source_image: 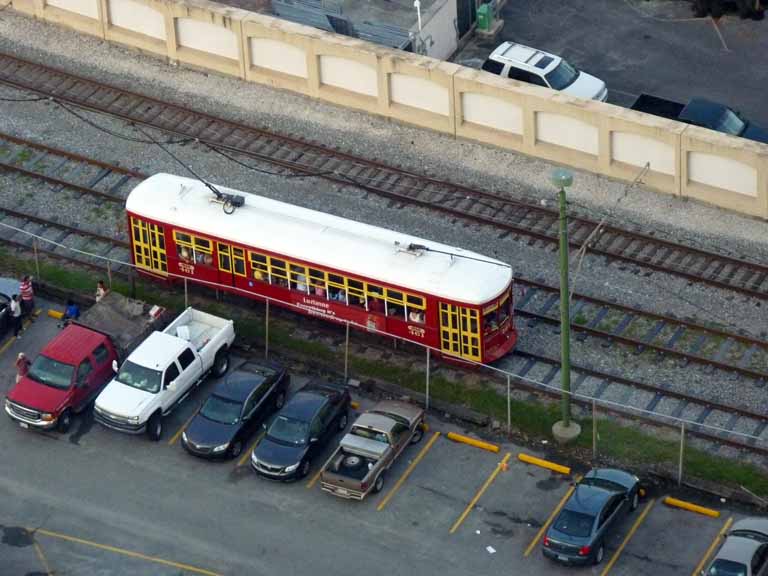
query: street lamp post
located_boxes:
[550,168,581,444]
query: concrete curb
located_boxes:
[663,496,720,518]
[446,432,500,453]
[518,453,571,475]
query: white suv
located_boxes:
[482,42,608,102]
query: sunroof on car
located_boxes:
[535,56,554,69]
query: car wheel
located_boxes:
[594,543,604,565]
[147,412,162,441]
[299,459,311,478]
[410,427,424,444]
[630,491,639,511]
[212,349,230,377]
[57,410,72,433]
[229,440,243,459]
[337,412,348,431]
[373,473,385,494]
[274,391,286,410]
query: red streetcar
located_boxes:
[125,174,517,364]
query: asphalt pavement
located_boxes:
[0,291,755,575]
[455,0,768,129]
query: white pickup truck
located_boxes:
[94,307,235,441]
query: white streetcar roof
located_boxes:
[126,174,512,305]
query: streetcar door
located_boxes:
[439,303,481,362]
[216,242,247,288]
[130,217,167,277]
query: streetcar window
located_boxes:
[270,258,288,279]
[249,252,269,282]
[232,247,246,277]
[290,264,308,292]
[218,243,232,272]
[367,284,384,298]
[175,232,192,245]
[386,289,404,304]
[406,294,425,309]
[498,292,510,324]
[484,308,499,333]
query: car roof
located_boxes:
[681,99,733,127]
[128,331,189,369]
[491,41,560,74]
[280,381,342,421]
[213,372,267,402]
[715,534,762,565]
[42,324,110,365]
[564,484,614,515]
[582,468,637,491]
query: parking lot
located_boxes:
[0,291,757,575]
[455,0,768,129]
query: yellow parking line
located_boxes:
[305,463,324,489]
[0,334,15,356]
[691,516,733,576]
[238,431,265,468]
[377,431,441,512]
[33,539,53,575]
[34,527,222,576]
[449,452,511,534]
[167,410,198,446]
[524,474,582,557]
[599,499,656,576]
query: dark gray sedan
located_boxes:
[542,468,640,566]
[702,517,768,576]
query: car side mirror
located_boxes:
[111,360,118,373]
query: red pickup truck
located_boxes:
[4,293,164,433]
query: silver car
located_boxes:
[703,518,768,576]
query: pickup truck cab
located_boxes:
[5,325,118,432]
[320,401,424,500]
[631,94,768,144]
[94,307,234,441]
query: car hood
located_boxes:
[743,123,768,144]
[185,414,237,447]
[563,71,607,102]
[96,380,155,417]
[254,437,307,467]
[7,376,70,412]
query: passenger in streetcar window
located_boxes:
[253,270,265,282]
[204,254,214,266]
[295,273,308,292]
[351,296,365,308]
[484,311,499,333]
[409,310,425,324]
[388,304,404,318]
[369,298,384,313]
[314,285,327,298]
[275,278,289,288]
[330,288,346,302]
[179,247,191,262]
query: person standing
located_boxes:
[95,280,108,303]
[10,294,22,338]
[15,352,31,384]
[19,275,34,318]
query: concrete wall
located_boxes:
[10,0,768,219]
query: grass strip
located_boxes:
[6,249,768,497]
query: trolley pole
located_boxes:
[551,169,581,445]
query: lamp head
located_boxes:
[550,168,573,190]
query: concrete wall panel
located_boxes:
[389,73,449,116]
[47,0,98,19]
[319,55,378,97]
[611,131,675,175]
[108,0,165,40]
[688,152,757,197]
[461,92,523,135]
[535,110,598,156]
[249,38,307,78]
[176,17,237,59]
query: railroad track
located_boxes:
[496,349,768,456]
[3,132,768,386]
[1,53,767,299]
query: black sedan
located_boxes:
[542,468,641,566]
[251,379,350,480]
[181,361,289,459]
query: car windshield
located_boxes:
[115,360,162,393]
[27,355,75,390]
[545,60,580,90]
[708,559,747,576]
[267,415,309,446]
[580,477,626,492]
[714,108,746,136]
[200,395,242,425]
[350,426,390,444]
[553,510,594,538]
